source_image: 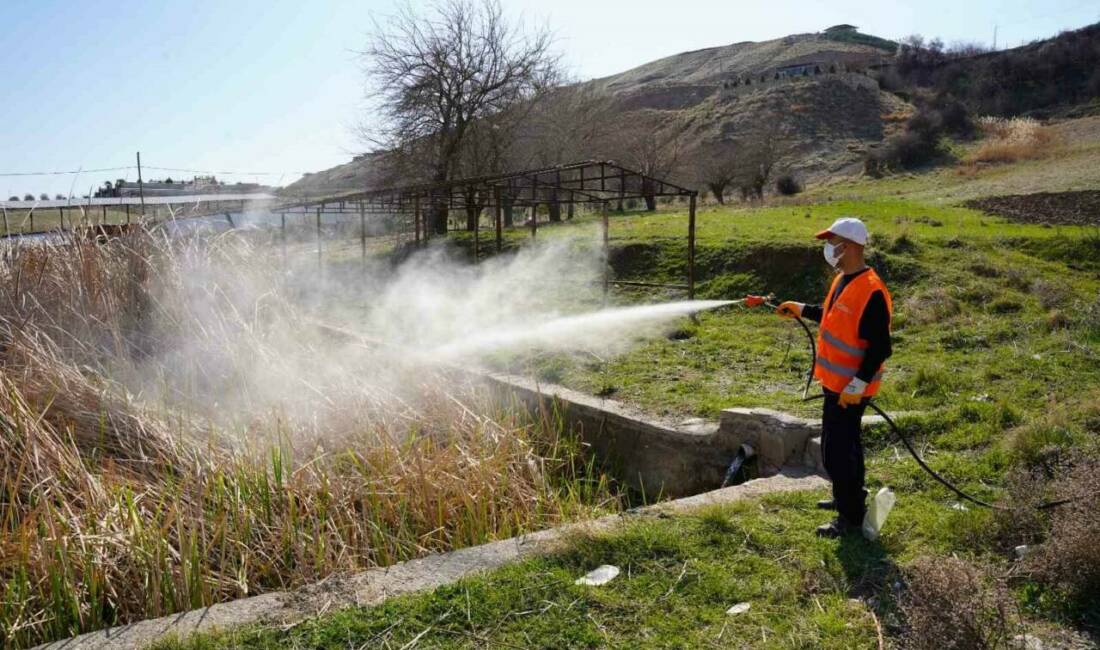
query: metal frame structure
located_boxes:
[275,160,701,297]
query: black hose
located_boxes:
[763,300,816,398]
[783,317,1085,511]
[802,393,997,509]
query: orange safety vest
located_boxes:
[814,268,893,395]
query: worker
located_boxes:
[775,217,893,538]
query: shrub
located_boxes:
[963,117,1059,165]
[865,128,942,176]
[900,555,1020,650]
[990,465,1052,549]
[774,174,802,195]
[1030,279,1069,309]
[1004,413,1076,470]
[903,288,961,325]
[865,93,974,176]
[1027,453,1100,611]
[988,297,1023,314]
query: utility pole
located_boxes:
[136,151,146,217]
[993,24,998,51]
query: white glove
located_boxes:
[838,377,868,407]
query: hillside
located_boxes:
[286,28,902,196]
[590,31,891,102]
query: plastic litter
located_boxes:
[862,487,896,541]
[575,564,620,586]
[726,602,751,615]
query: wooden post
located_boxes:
[688,193,697,299]
[136,152,146,217]
[414,196,421,246]
[1,209,8,237]
[58,207,64,231]
[316,205,322,268]
[125,204,130,225]
[602,201,610,298]
[29,211,34,234]
[473,207,479,262]
[281,212,287,262]
[494,187,502,252]
[531,175,538,238]
[101,204,107,225]
[359,201,366,262]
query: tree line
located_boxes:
[358,0,799,235]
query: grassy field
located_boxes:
[159,134,1100,648]
[0,205,138,234]
[473,195,1100,422]
[12,117,1100,648]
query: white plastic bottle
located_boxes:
[862,487,896,541]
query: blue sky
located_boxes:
[2,0,1097,196]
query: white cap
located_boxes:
[815,217,868,246]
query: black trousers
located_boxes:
[821,389,868,525]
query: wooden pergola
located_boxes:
[277,160,701,297]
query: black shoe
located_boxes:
[816,518,856,539]
[816,499,836,510]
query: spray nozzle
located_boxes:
[744,294,775,308]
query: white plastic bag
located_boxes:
[575,564,620,586]
[862,487,896,541]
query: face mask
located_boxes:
[823,242,844,268]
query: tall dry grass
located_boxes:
[962,116,1060,165]
[0,231,621,648]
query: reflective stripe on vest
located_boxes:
[813,268,893,395]
[820,330,866,358]
[816,356,884,382]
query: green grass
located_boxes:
[472,197,1100,420]
[0,205,138,234]
[156,492,891,650]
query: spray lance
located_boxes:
[728,294,1085,512]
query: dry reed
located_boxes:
[962,116,1059,165]
[0,230,621,648]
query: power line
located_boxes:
[0,164,315,178]
[143,166,309,176]
[0,166,132,177]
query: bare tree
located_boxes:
[612,119,683,211]
[734,117,787,201]
[360,0,559,235]
[695,144,739,205]
[511,84,617,220]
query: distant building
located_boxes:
[775,62,820,78]
[110,176,272,198]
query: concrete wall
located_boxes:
[478,371,823,498]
